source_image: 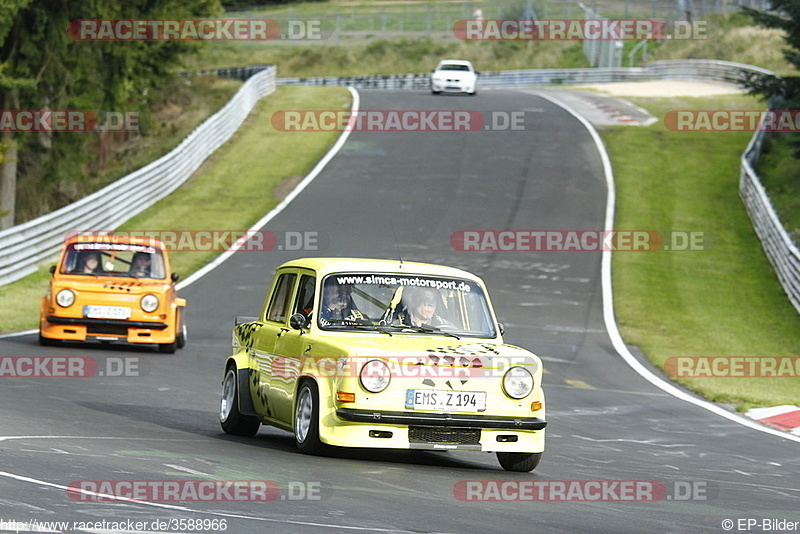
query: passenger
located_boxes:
[73,251,102,274]
[320,281,366,325]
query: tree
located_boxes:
[741,0,800,154]
[0,0,222,229]
[0,0,34,229]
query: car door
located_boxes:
[251,271,297,420]
[270,271,316,424]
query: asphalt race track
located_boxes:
[1,89,798,534]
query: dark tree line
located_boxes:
[742,0,800,154]
[0,0,222,229]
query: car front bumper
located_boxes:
[41,315,174,344]
[320,408,546,452]
[431,81,474,93]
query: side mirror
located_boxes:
[49,265,56,275]
[497,323,505,336]
[289,313,309,330]
[171,272,180,282]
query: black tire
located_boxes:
[219,367,260,436]
[38,331,58,346]
[176,319,187,349]
[294,381,325,455]
[158,339,177,353]
[496,452,542,472]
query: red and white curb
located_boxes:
[745,406,800,436]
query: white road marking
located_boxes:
[176,87,361,291]
[534,90,800,445]
[0,469,428,533]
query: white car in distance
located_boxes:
[431,59,478,95]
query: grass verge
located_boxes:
[602,94,800,411]
[0,86,350,334]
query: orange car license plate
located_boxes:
[83,305,131,320]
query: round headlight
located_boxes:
[360,359,391,393]
[140,294,159,313]
[56,289,75,308]
[503,366,534,399]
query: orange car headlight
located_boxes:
[140,294,159,313]
[56,289,75,307]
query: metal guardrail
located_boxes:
[3,59,798,314]
[278,59,775,89]
[740,125,800,314]
[0,66,277,286]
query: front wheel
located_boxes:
[176,319,187,349]
[38,331,58,346]
[158,339,177,353]
[219,367,260,436]
[496,452,542,472]
[294,381,325,455]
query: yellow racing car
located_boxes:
[219,258,545,471]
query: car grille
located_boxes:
[408,426,481,445]
[88,324,128,336]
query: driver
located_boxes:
[397,287,445,327]
[128,252,152,277]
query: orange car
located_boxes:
[39,234,187,353]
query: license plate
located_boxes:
[83,305,131,320]
[405,389,486,412]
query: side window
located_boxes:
[293,275,316,319]
[266,273,296,323]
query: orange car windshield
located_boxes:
[60,242,167,279]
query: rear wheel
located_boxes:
[219,367,260,436]
[294,381,325,455]
[496,452,542,472]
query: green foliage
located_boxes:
[0,0,224,225]
[741,0,800,155]
[221,0,324,7]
